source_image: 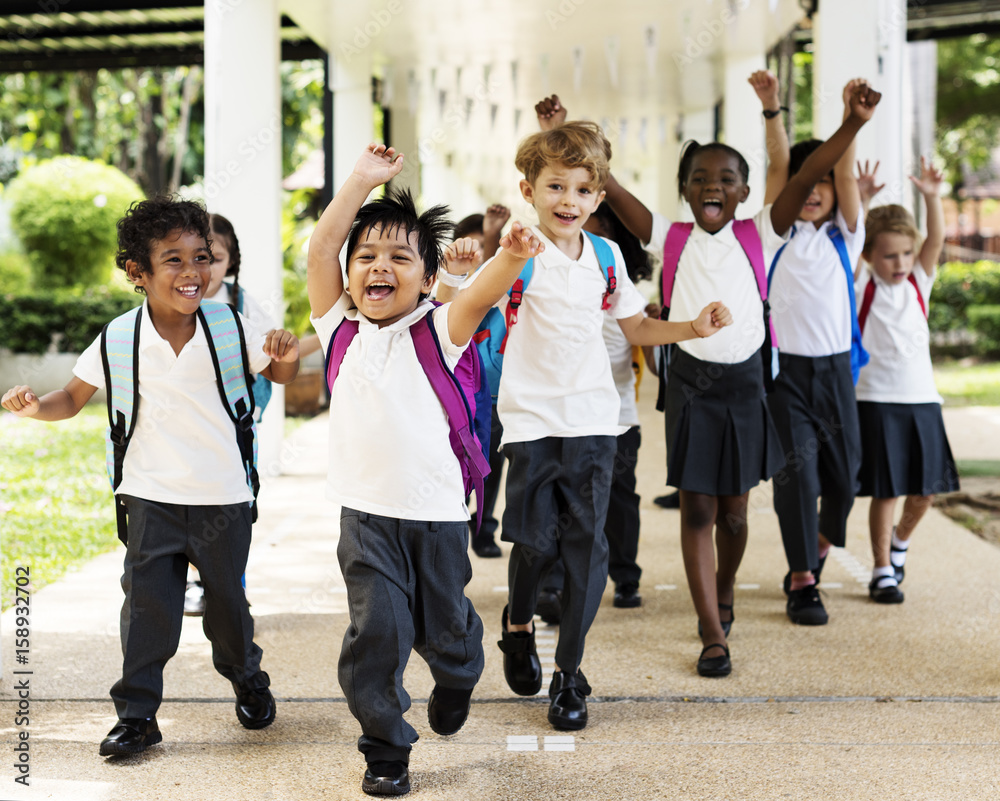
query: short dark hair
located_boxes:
[789,138,829,179]
[588,203,652,283]
[453,213,484,240]
[346,187,451,285]
[677,140,750,197]
[116,196,212,294]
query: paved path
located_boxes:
[1,392,998,800]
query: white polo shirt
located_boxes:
[602,313,640,428]
[312,295,470,521]
[645,206,787,364]
[486,228,647,446]
[73,299,271,505]
[768,206,865,357]
[855,266,942,404]
[209,282,279,335]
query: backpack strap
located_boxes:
[326,317,360,390]
[198,301,259,521]
[411,314,492,533]
[661,222,694,311]
[857,272,927,336]
[733,219,778,392]
[828,226,870,383]
[500,259,534,355]
[101,305,143,544]
[583,231,618,309]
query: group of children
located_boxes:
[0,67,961,798]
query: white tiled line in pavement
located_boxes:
[534,625,557,696]
[830,546,873,584]
[506,735,538,751]
[505,735,576,753]
[544,736,576,752]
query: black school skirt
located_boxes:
[856,401,960,498]
[664,348,785,496]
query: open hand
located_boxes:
[1,385,40,417]
[264,329,300,363]
[353,143,404,188]
[692,301,732,338]
[856,159,885,205]
[483,204,511,240]
[909,154,944,197]
[442,237,484,275]
[535,95,567,131]
[500,221,545,260]
[748,70,780,110]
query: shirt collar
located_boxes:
[137,299,206,352]
[531,226,596,268]
[349,297,434,332]
[691,218,737,244]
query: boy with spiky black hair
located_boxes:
[307,143,544,797]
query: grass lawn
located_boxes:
[935,361,1000,406]
[0,406,117,610]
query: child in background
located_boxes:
[183,212,282,617]
[448,204,512,559]
[856,156,958,603]
[307,142,543,797]
[493,120,731,730]
[572,78,880,675]
[2,196,300,756]
[766,80,878,626]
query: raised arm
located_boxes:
[854,159,885,280]
[770,82,881,237]
[447,221,544,347]
[911,155,945,276]
[481,204,510,260]
[617,301,733,346]
[435,237,483,304]
[748,70,790,205]
[1,377,96,421]
[833,80,868,233]
[307,143,404,318]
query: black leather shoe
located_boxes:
[653,491,680,508]
[535,589,562,625]
[869,576,904,604]
[99,717,162,756]
[783,552,828,596]
[472,536,502,558]
[497,606,542,696]
[547,670,591,730]
[427,685,473,735]
[613,583,642,608]
[362,761,410,796]
[697,643,732,677]
[233,682,276,729]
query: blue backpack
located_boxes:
[100,300,259,544]
[325,302,493,532]
[472,231,618,399]
[232,283,273,416]
[767,225,869,383]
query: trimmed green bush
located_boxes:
[6,156,143,289]
[929,260,1000,333]
[968,304,1000,357]
[0,287,140,355]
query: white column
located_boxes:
[723,52,767,216]
[813,0,907,210]
[204,0,285,480]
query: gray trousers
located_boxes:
[337,509,485,765]
[112,497,266,719]
[502,436,616,674]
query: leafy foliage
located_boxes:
[929,260,1000,332]
[6,156,143,288]
[968,305,1000,356]
[0,286,140,355]
[0,407,118,611]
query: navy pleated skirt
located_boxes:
[857,401,960,498]
[664,348,785,496]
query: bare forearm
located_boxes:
[622,315,700,346]
[764,114,790,205]
[604,173,653,245]
[30,389,85,421]
[262,359,300,385]
[921,192,945,270]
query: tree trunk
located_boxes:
[170,66,202,193]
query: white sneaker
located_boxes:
[183,581,205,616]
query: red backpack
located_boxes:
[857,273,927,334]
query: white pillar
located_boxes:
[813,0,907,209]
[723,52,767,216]
[204,0,285,481]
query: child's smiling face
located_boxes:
[682,150,749,233]
[798,174,836,226]
[520,162,605,244]
[345,224,434,327]
[866,231,916,285]
[128,228,212,319]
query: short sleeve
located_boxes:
[854,264,872,298]
[604,239,647,320]
[311,292,353,357]
[430,302,469,369]
[753,204,790,264]
[912,263,936,299]
[643,211,671,259]
[240,289,280,334]
[238,311,272,374]
[72,333,106,390]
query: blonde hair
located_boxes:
[514,121,612,190]
[864,204,921,256]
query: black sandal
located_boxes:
[697,643,731,677]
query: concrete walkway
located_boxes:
[2,391,999,800]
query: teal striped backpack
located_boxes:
[100,300,259,543]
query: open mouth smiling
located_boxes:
[365,281,395,301]
[176,284,201,299]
